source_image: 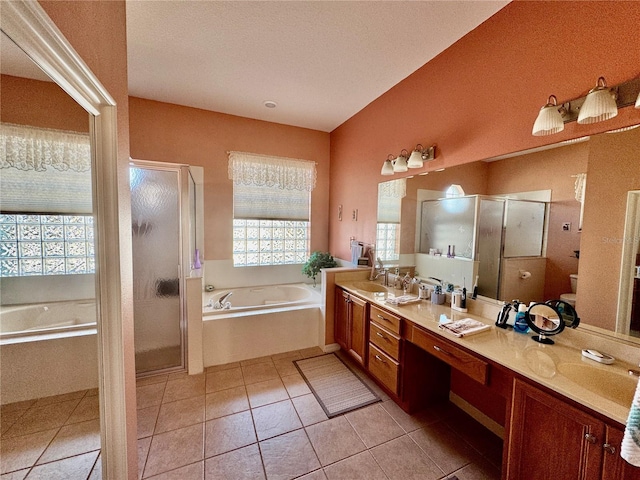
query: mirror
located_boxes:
[1,1,127,476]
[526,300,579,345]
[526,303,563,344]
[377,124,640,342]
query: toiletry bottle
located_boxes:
[461,287,466,309]
[513,303,529,334]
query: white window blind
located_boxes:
[228,151,316,221]
[0,123,92,214]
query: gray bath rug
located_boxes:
[293,353,380,418]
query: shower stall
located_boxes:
[130,160,198,376]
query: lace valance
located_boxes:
[574,173,587,203]
[379,178,406,199]
[228,151,316,192]
[0,123,91,172]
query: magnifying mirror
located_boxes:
[526,303,563,344]
[526,300,580,344]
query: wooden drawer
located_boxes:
[368,343,399,395]
[370,305,401,335]
[369,322,400,360]
[410,326,488,385]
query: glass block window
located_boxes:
[0,214,95,277]
[376,223,400,262]
[232,219,310,267]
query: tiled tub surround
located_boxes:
[335,273,640,426]
[0,347,501,479]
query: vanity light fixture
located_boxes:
[577,77,618,124]
[407,144,436,168]
[380,144,437,175]
[531,75,640,136]
[393,149,409,173]
[532,95,565,136]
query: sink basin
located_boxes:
[557,362,637,407]
[351,282,388,293]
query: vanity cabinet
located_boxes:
[507,379,640,480]
[368,305,402,395]
[334,287,368,366]
[602,425,640,480]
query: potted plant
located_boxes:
[302,251,338,287]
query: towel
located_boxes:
[350,241,363,265]
[622,376,640,466]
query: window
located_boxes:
[376,223,400,262]
[228,151,315,267]
[0,123,94,277]
[0,214,94,276]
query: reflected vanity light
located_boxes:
[532,75,640,136]
[380,144,436,175]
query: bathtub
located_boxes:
[0,300,99,404]
[0,300,97,345]
[202,283,322,365]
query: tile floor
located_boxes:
[0,346,503,479]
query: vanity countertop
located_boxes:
[336,277,639,426]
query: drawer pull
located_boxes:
[603,443,616,454]
[376,332,387,339]
[375,355,386,363]
[585,433,598,444]
[376,314,389,322]
[433,345,452,356]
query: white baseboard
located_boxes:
[324,343,340,353]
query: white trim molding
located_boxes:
[1,1,131,478]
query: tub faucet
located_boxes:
[213,292,233,310]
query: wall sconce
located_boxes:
[393,149,409,173]
[380,144,437,175]
[532,95,565,136]
[407,144,436,168]
[577,77,617,124]
[532,75,640,136]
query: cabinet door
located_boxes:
[602,425,640,480]
[506,379,604,480]
[348,295,367,366]
[334,287,349,351]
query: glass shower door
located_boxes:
[130,164,185,375]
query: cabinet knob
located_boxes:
[584,433,598,444]
[603,443,616,455]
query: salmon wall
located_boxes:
[1,75,88,131]
[329,1,640,261]
[38,1,136,478]
[128,97,331,260]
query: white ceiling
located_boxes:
[126,1,509,132]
